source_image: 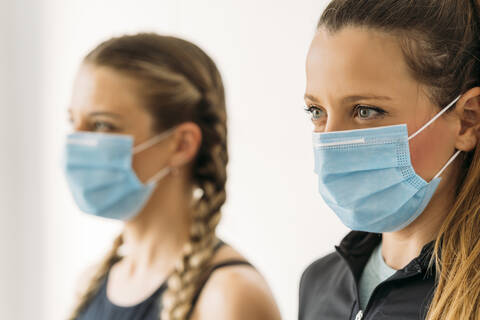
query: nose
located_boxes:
[322,115,346,133]
[71,119,89,132]
[311,104,353,133]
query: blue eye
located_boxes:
[305,106,325,121]
[354,105,385,119]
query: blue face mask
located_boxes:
[313,96,462,233]
[63,129,174,220]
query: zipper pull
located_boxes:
[355,310,364,320]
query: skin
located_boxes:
[70,64,282,320]
[305,26,480,270]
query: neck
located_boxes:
[381,168,459,270]
[120,174,193,276]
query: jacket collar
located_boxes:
[335,231,436,281]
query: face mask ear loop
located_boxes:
[132,127,176,154]
[146,167,171,185]
[432,150,462,180]
[408,95,461,141]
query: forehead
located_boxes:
[70,64,145,114]
[306,26,418,102]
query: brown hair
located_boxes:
[68,33,228,320]
[318,0,480,319]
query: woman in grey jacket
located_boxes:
[300,1,480,319]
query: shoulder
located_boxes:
[74,263,101,299]
[300,251,343,289]
[299,251,346,305]
[299,251,358,320]
[191,244,282,320]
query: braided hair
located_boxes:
[68,33,228,320]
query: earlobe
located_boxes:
[455,88,480,152]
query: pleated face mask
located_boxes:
[63,129,173,220]
[312,96,462,233]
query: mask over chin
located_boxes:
[63,129,174,220]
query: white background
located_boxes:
[1,1,350,319]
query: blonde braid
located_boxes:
[68,234,124,320]
[81,33,229,320]
[161,94,228,320]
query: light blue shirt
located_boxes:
[358,242,397,310]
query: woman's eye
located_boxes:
[92,121,116,132]
[354,105,385,120]
[305,106,325,121]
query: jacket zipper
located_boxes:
[355,310,364,320]
[335,248,365,320]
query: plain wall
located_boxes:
[1,0,46,319]
[2,1,351,319]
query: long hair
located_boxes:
[318,1,480,319]
[68,33,228,320]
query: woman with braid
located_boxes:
[64,33,281,320]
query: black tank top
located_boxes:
[76,240,253,320]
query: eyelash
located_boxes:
[304,106,325,120]
[91,121,117,132]
[68,117,120,133]
[304,105,386,121]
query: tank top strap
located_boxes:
[213,238,225,252]
[186,259,255,319]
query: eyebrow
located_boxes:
[67,110,122,119]
[88,111,122,118]
[304,94,392,104]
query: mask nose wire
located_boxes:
[408,95,461,141]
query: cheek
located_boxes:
[132,150,159,182]
[409,136,439,181]
[132,145,171,183]
[409,122,456,181]
[132,153,152,182]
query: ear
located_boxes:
[454,87,480,152]
[168,122,202,168]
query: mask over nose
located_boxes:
[63,128,174,220]
[313,96,462,233]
